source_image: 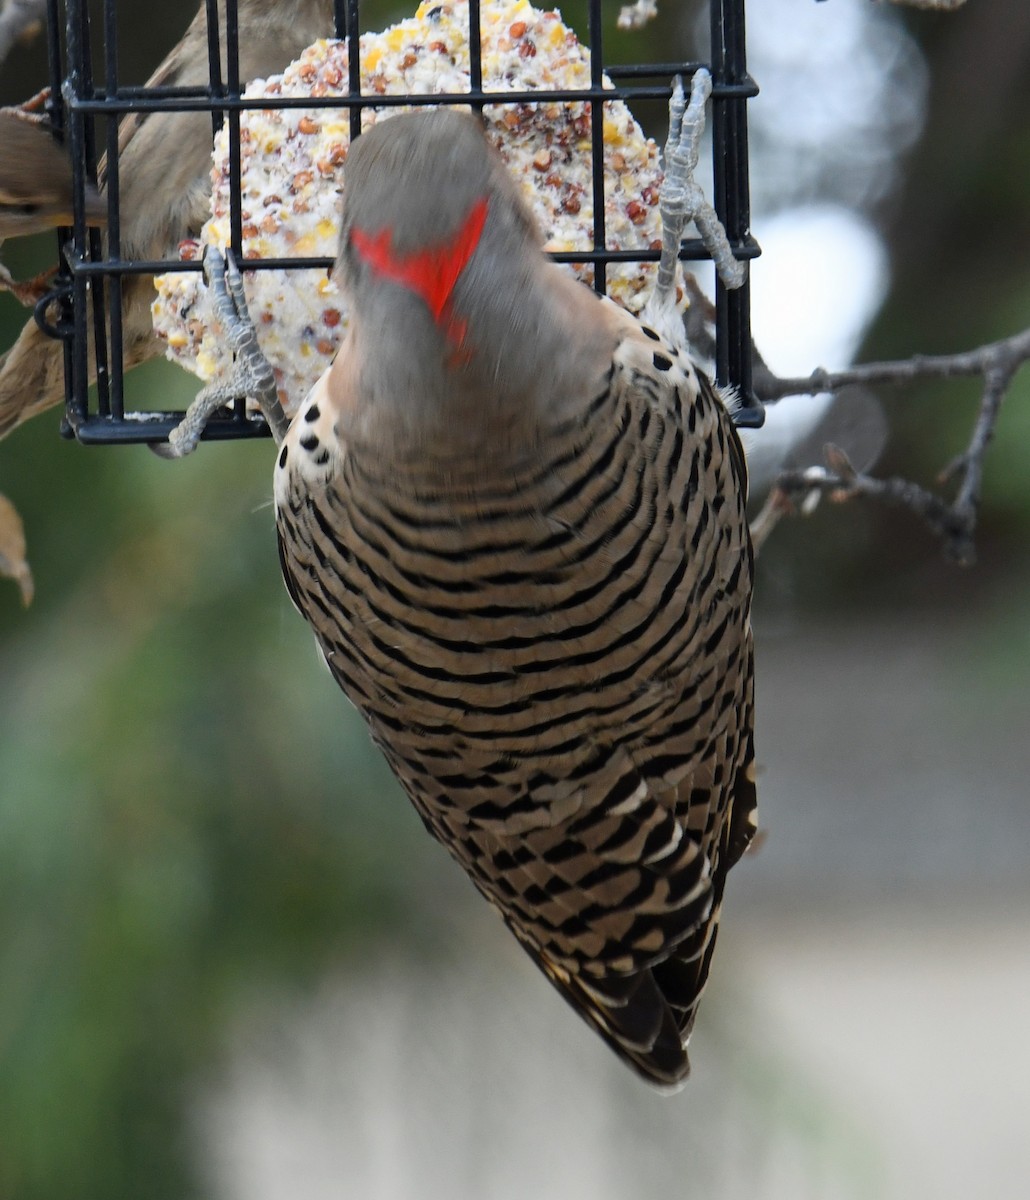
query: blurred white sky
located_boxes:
[746,0,920,366]
[751,205,888,378]
[746,0,927,215]
[737,0,922,482]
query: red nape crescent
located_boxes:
[350,195,490,343]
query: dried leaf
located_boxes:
[0,491,34,605]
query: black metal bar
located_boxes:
[711,0,763,427]
[44,0,75,429]
[607,62,751,84]
[206,0,226,136]
[587,0,606,295]
[44,0,64,134]
[224,0,247,420]
[99,0,120,419]
[74,77,759,103]
[345,0,361,143]
[225,0,243,262]
[72,415,277,445]
[61,0,92,434]
[68,80,754,115]
[65,236,763,280]
[469,0,483,112]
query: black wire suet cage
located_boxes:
[40,0,761,446]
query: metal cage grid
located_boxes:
[40,0,760,446]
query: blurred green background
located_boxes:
[1,2,1029,1199]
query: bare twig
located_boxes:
[775,449,974,561]
[758,325,1030,403]
[0,0,46,66]
[754,326,1030,564]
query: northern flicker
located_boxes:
[274,100,756,1087]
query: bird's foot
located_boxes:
[643,72,762,427]
[153,246,289,459]
[643,70,745,340]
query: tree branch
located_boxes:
[753,326,1030,564]
[757,325,1030,402]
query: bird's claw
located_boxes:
[152,245,289,458]
[648,70,745,323]
[641,71,762,427]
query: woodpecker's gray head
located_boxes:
[337,109,543,362]
[330,109,614,445]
